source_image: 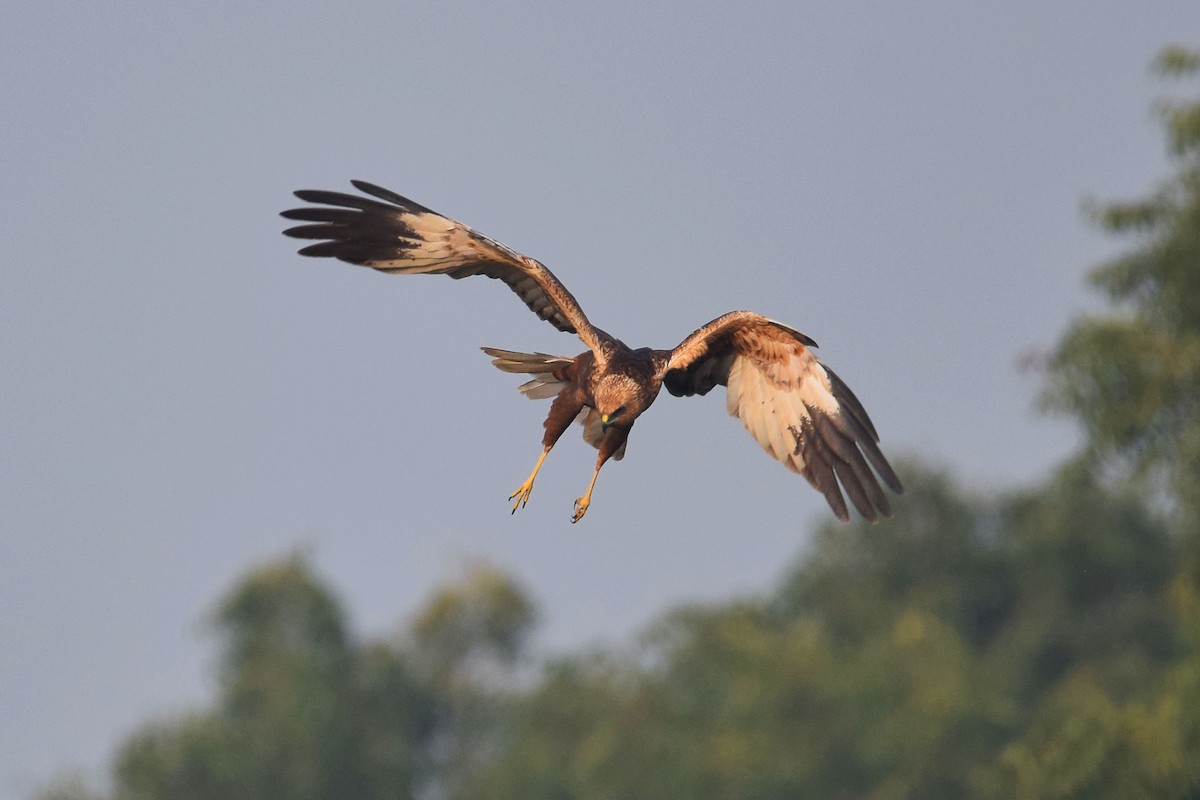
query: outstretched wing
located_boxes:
[661,310,903,522]
[282,181,604,354]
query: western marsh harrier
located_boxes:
[282,181,903,523]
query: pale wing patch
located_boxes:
[727,343,897,521]
[726,347,839,472]
[663,309,902,522]
[364,216,492,272]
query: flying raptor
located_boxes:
[281,181,903,523]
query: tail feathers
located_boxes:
[482,347,575,399]
[482,347,574,373]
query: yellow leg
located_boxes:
[571,465,602,524]
[509,448,549,514]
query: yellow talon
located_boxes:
[571,495,590,523]
[509,479,535,513]
[571,465,601,523]
[510,449,549,515]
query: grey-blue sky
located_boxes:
[1,2,1195,796]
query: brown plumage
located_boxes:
[281,181,903,523]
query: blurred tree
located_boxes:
[113,556,384,800]
[210,555,359,800]
[1009,44,1200,797]
[412,563,536,681]
[1042,46,1200,527]
[100,556,533,800]
[409,564,537,798]
[65,461,1193,800]
[454,460,1188,800]
[32,774,107,800]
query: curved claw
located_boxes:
[571,496,590,524]
[509,449,549,515]
[509,480,535,514]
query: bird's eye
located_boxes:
[612,405,627,418]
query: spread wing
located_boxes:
[281,180,604,354]
[661,310,903,522]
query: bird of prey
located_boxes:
[281,181,903,523]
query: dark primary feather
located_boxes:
[823,366,903,494]
[348,179,439,213]
[281,182,601,347]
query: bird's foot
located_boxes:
[571,495,590,524]
[509,450,549,515]
[509,479,535,514]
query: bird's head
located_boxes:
[599,404,628,431]
[595,376,646,431]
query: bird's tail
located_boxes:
[481,347,575,400]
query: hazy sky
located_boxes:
[2,1,1197,796]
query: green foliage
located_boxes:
[413,563,537,677]
[456,463,1195,800]
[95,558,532,800]
[1043,46,1200,520]
[70,461,1200,799]
[33,775,106,800]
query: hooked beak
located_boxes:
[600,414,611,431]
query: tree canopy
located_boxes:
[1042,45,1200,527]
